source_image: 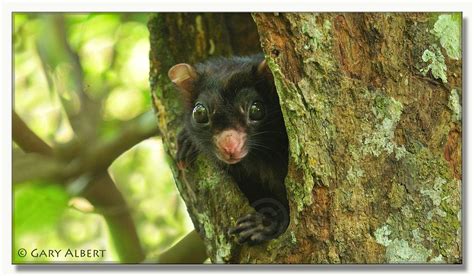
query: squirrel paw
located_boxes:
[228,212,279,245]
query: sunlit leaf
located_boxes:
[103,87,148,121]
[14,181,69,235]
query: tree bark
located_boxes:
[149,12,462,264]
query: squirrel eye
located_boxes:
[249,101,265,121]
[192,103,209,124]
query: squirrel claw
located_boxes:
[228,212,277,245]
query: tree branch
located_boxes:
[12,111,53,156]
[79,110,160,175]
[52,14,87,103]
[13,109,160,185]
[13,149,63,184]
[157,230,208,264]
[36,38,77,130]
[82,172,145,263]
[52,14,103,140]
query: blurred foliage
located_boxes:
[14,182,69,235]
[109,138,193,256]
[13,13,193,263]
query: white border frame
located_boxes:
[2,1,473,275]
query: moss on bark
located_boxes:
[252,12,461,264]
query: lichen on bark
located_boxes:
[253,12,461,264]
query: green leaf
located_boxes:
[14,181,69,235]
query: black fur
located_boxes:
[175,54,289,244]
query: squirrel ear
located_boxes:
[257,59,274,81]
[168,63,198,99]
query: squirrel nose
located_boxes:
[216,129,245,156]
[221,136,239,155]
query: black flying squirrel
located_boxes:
[168,54,289,244]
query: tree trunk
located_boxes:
[149,12,462,264]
